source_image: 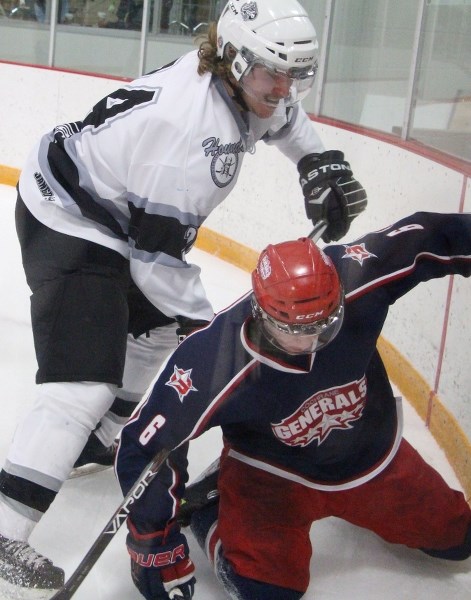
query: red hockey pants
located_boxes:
[215,439,471,593]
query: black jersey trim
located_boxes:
[128,204,196,259]
[46,142,128,240]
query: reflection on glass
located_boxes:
[97,0,145,30]
[53,0,221,33]
[2,0,39,20]
[35,0,69,23]
[4,0,71,23]
[410,0,471,161]
[166,1,221,35]
[296,0,326,116]
[321,0,418,135]
[0,0,222,29]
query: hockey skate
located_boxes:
[69,432,118,479]
[0,533,64,599]
[177,459,220,527]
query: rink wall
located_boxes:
[1,61,470,501]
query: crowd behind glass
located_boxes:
[1,0,222,33]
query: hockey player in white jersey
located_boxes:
[0,0,367,594]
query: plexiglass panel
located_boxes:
[0,0,469,163]
[410,0,471,161]
[320,0,419,134]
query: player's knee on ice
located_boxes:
[190,504,304,599]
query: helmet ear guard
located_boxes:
[231,47,251,81]
[221,43,247,82]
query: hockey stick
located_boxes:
[50,447,171,600]
[308,219,327,243]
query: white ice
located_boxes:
[0,184,469,599]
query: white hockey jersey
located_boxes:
[18,50,324,321]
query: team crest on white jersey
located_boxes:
[271,376,367,447]
[165,365,197,402]
[202,137,244,188]
[342,243,377,265]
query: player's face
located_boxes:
[263,320,320,355]
[240,64,292,118]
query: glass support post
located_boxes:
[314,0,334,116]
[48,0,59,67]
[402,0,427,141]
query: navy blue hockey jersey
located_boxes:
[116,212,471,529]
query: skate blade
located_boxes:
[68,463,112,479]
[0,577,60,600]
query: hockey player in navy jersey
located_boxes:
[0,1,368,593]
[116,212,471,600]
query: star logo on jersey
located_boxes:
[342,243,377,265]
[165,365,198,402]
[271,376,367,447]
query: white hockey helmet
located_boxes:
[217,0,319,107]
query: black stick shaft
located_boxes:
[308,219,327,243]
[51,448,170,600]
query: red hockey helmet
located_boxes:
[251,238,344,353]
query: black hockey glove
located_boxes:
[176,317,210,344]
[298,150,368,243]
[127,520,196,600]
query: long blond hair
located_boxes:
[197,22,231,78]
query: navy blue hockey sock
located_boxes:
[190,502,219,549]
[216,554,304,600]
